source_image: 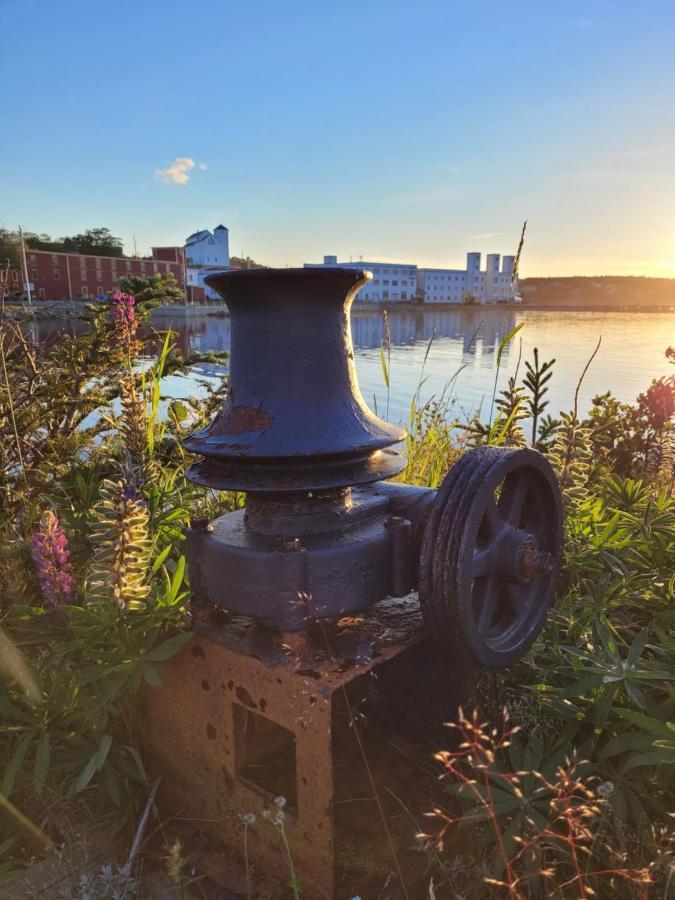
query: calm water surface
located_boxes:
[39,307,674,426]
[152,307,674,425]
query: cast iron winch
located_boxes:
[184,267,563,668]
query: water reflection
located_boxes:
[33,306,674,426]
[153,307,516,358]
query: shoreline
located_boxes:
[2,299,673,322]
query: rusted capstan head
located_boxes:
[184,267,407,492]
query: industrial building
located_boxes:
[304,255,418,302]
[418,252,517,304]
[305,251,518,304]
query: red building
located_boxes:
[2,246,189,302]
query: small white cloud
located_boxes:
[156,157,196,185]
[467,232,496,240]
[198,162,208,171]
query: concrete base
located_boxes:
[145,597,427,899]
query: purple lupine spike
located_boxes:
[31,510,75,609]
[109,290,136,326]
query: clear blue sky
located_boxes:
[2,0,674,275]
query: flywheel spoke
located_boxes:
[505,582,528,617]
[499,475,530,527]
[472,549,491,578]
[484,497,505,537]
[476,578,499,632]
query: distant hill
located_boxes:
[520,276,675,309]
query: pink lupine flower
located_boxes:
[109,290,136,327]
[31,510,75,609]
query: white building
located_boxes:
[304,255,417,302]
[185,225,230,300]
[418,252,517,304]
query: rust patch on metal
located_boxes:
[209,390,274,436]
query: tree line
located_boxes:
[0,227,125,266]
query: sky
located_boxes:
[1,0,675,277]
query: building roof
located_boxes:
[185,229,211,245]
[214,224,228,232]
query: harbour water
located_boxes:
[151,306,674,426]
[36,306,674,427]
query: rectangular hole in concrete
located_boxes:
[233,703,298,814]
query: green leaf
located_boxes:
[165,555,186,604]
[1,733,33,799]
[560,675,603,699]
[624,750,675,771]
[143,630,193,662]
[151,545,172,574]
[142,663,163,687]
[626,629,648,669]
[592,684,617,728]
[74,734,113,794]
[379,346,389,388]
[614,709,672,737]
[496,322,524,368]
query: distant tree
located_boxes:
[462,291,478,305]
[22,232,66,252]
[0,229,20,267]
[229,255,267,269]
[63,228,124,257]
[117,272,184,306]
[23,227,125,257]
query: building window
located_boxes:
[392,280,398,286]
[97,285,103,295]
[38,288,46,299]
[401,291,407,300]
[52,254,59,265]
[30,254,36,263]
[126,261,132,271]
[12,270,18,282]
[31,269,38,281]
[53,269,60,280]
[81,285,89,297]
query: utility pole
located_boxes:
[18,227,32,310]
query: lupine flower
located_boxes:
[89,480,151,612]
[31,510,75,609]
[109,290,136,327]
[108,290,139,355]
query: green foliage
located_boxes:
[522,347,555,447]
[229,255,267,270]
[1,304,673,894]
[547,411,593,506]
[0,297,229,874]
[117,272,183,306]
[0,229,20,267]
[412,345,674,894]
[23,227,124,257]
[584,374,675,483]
